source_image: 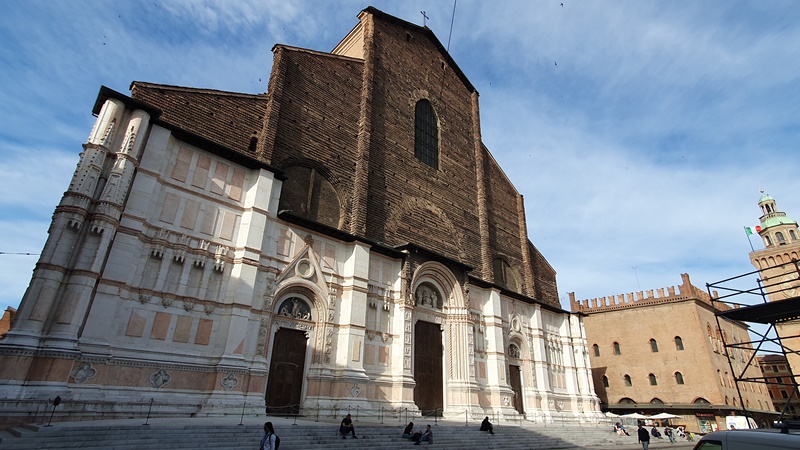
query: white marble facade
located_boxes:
[0,96,600,423]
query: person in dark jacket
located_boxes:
[637,422,650,450]
[340,414,357,439]
[402,422,416,439]
[480,416,495,434]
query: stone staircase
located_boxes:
[0,417,635,449]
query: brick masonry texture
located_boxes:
[127,10,561,310]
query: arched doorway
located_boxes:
[414,320,443,416]
[508,342,524,414]
[265,297,313,414]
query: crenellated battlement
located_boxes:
[569,273,723,314]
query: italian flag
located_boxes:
[745,225,762,235]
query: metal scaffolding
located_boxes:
[707,259,800,427]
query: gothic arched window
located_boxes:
[592,344,600,357]
[493,257,521,292]
[602,375,609,387]
[650,338,659,352]
[675,336,684,350]
[414,99,439,169]
[613,342,621,355]
[624,374,632,386]
[675,372,685,385]
[649,373,658,385]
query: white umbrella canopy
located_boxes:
[605,412,621,418]
[621,413,648,419]
[648,412,680,419]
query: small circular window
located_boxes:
[295,259,314,278]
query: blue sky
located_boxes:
[2,0,800,316]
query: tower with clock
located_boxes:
[748,190,800,384]
[748,190,800,301]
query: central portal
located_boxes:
[265,327,307,414]
[414,320,443,416]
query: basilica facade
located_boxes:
[0,7,600,424]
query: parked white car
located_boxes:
[692,429,800,450]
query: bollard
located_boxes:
[143,398,154,426]
[355,405,359,422]
[316,403,320,422]
[45,396,61,427]
[380,406,384,424]
[239,400,246,426]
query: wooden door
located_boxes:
[265,328,306,414]
[414,320,443,416]
[509,364,524,414]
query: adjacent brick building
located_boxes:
[758,354,800,418]
[570,274,774,432]
[0,8,600,424]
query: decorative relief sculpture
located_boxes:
[350,383,361,398]
[511,316,521,332]
[414,283,442,309]
[503,396,510,406]
[324,329,333,363]
[256,316,269,356]
[508,343,521,359]
[71,362,97,384]
[277,297,312,320]
[149,368,171,388]
[220,373,239,391]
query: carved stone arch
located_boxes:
[386,196,468,263]
[410,261,465,309]
[275,159,348,228]
[265,281,328,362]
[272,280,327,322]
[507,334,525,360]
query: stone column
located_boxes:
[336,242,370,380]
[46,108,151,347]
[6,98,128,348]
[218,169,276,366]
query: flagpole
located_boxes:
[744,226,755,252]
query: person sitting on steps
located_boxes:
[402,421,416,439]
[413,424,432,445]
[340,414,358,439]
[480,416,495,434]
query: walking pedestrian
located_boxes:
[637,422,650,450]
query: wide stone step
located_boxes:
[0,419,630,450]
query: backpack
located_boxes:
[262,433,280,450]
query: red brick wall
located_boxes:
[269,49,363,205]
[360,18,482,264]
[266,13,560,304]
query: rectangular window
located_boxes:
[781,390,789,399]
